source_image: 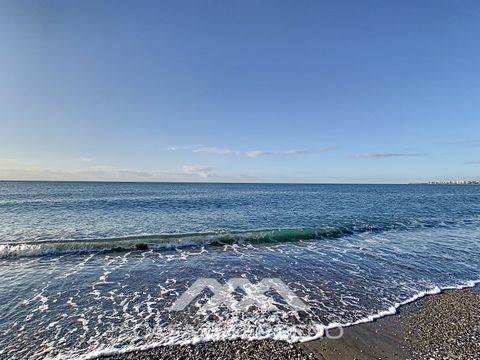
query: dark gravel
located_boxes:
[401,288,480,359]
[101,339,314,360]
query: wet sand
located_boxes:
[104,286,479,359]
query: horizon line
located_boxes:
[0,179,461,185]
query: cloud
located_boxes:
[0,159,215,181]
[182,165,213,179]
[0,167,162,181]
[79,157,94,162]
[172,145,333,158]
[464,160,480,165]
[353,153,425,158]
[243,150,273,158]
[166,144,206,151]
[193,146,235,155]
[283,149,309,155]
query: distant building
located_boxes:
[420,180,480,185]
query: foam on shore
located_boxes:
[74,279,480,360]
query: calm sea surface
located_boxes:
[0,182,479,359]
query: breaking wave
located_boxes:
[0,219,471,259]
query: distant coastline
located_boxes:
[411,180,480,185]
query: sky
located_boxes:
[0,0,479,183]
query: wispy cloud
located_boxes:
[193,146,235,155]
[353,153,425,158]
[79,157,94,163]
[182,165,213,179]
[166,144,206,151]
[243,150,273,158]
[283,149,309,155]
[0,159,216,182]
[171,145,333,158]
[464,160,480,165]
[193,146,275,157]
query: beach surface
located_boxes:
[104,287,480,360]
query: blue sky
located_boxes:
[0,0,479,183]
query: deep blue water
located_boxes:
[0,182,479,359]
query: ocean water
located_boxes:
[0,181,479,359]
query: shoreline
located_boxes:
[302,285,480,359]
[102,285,480,359]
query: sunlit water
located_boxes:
[0,182,479,359]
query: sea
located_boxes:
[0,181,479,359]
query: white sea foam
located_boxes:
[61,279,480,360]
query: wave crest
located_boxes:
[0,227,362,259]
[0,218,472,259]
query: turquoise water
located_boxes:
[0,182,479,359]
